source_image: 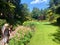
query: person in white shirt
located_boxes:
[1,23,10,45]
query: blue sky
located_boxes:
[21,0,50,11]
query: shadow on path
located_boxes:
[44,22,60,44]
[52,27,60,44]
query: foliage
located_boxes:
[55,7,60,14]
[0,0,31,26]
[49,0,60,23]
[31,7,47,20]
[9,21,38,45]
[57,17,60,24]
[49,0,60,9]
[52,27,60,44]
[49,0,60,44]
[31,7,41,19]
[20,4,29,16]
[0,0,15,17]
[49,0,60,14]
[0,19,6,27]
[47,9,54,21]
[9,27,33,45]
[23,21,39,28]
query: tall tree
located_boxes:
[32,7,41,19]
[49,0,60,23]
[49,0,60,11]
[0,0,15,19]
[19,3,30,23]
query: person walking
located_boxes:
[1,23,10,45]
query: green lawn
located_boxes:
[29,22,60,45]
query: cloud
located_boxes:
[30,0,47,4]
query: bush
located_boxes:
[23,21,39,28]
[23,21,39,32]
[9,21,38,45]
[0,19,6,27]
[57,17,60,24]
[9,30,33,45]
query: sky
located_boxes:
[21,0,50,11]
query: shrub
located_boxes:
[0,19,6,27]
[9,30,33,45]
[23,21,39,32]
[9,21,38,45]
[57,17,60,24]
[23,21,39,28]
[9,27,33,45]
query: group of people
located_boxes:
[1,23,13,45]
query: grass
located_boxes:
[28,22,60,45]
